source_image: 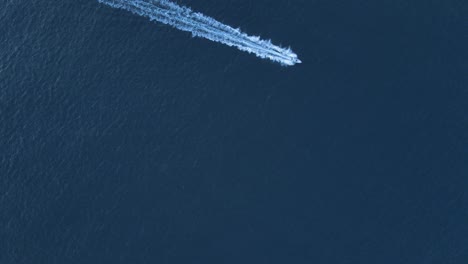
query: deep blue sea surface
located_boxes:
[1,0,467,263]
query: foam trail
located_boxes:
[98,0,301,66]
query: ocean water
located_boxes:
[1,0,467,263]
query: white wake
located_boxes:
[98,0,301,66]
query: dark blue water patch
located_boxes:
[1,0,467,263]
